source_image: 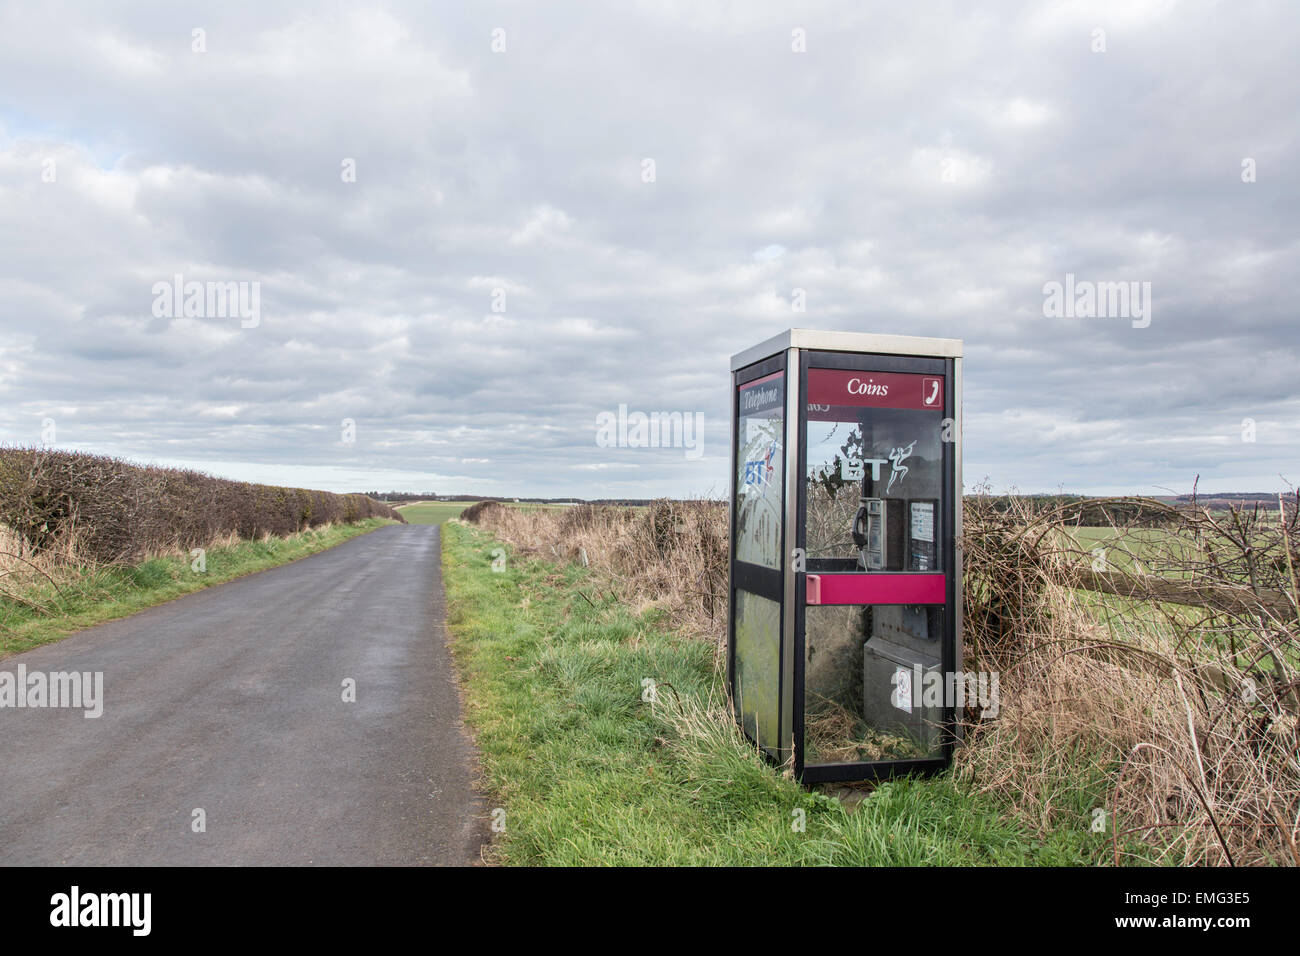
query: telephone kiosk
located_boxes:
[728,330,962,783]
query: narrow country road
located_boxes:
[0,524,486,866]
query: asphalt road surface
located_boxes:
[0,524,486,866]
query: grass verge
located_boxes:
[443,520,1100,866]
[0,518,394,659]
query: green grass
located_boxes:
[1064,526,1298,669]
[0,518,394,659]
[442,521,1102,866]
[1065,526,1202,577]
[1067,523,1290,582]
[394,501,469,525]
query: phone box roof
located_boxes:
[730,329,963,373]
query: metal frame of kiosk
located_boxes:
[728,329,963,783]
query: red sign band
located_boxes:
[806,369,944,412]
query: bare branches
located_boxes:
[961,488,1300,866]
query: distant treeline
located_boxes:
[364,491,441,502]
[1175,492,1285,504]
[365,492,657,506]
[1,448,403,563]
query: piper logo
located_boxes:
[885,440,917,494]
[50,886,151,936]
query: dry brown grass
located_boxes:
[0,520,95,608]
[465,499,728,646]
[1,517,301,637]
[464,490,1300,865]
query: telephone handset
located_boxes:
[850,499,870,551]
[852,497,890,570]
[851,497,937,572]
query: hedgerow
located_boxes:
[0,447,403,563]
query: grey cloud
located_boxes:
[1,1,1297,497]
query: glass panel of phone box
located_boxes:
[804,384,944,765]
[733,371,784,754]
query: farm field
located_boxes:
[395,500,580,525]
[1063,526,1205,580]
[1067,520,1291,575]
[393,501,469,525]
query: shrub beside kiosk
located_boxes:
[728,329,962,783]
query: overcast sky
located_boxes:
[1,0,1296,498]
